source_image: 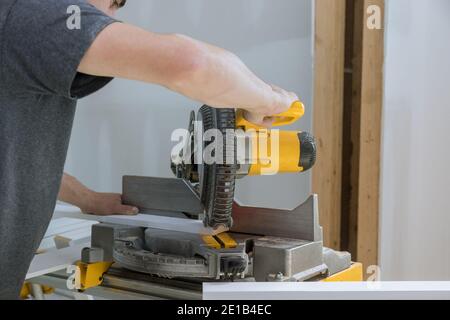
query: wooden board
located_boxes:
[53,204,226,236]
[29,218,97,279]
[312,0,347,250]
[97,214,226,236]
[340,0,356,257]
[313,0,384,273]
[347,0,384,271]
[39,218,97,250]
[27,244,85,280]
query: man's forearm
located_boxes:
[164,35,291,114]
[78,23,297,125]
[58,173,93,212]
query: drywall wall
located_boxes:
[380,0,450,280]
[65,0,314,210]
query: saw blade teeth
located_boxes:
[197,106,238,229]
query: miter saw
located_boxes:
[76,102,361,293]
[171,102,316,229]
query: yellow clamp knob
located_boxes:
[236,101,305,130]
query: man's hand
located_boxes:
[78,23,298,126]
[243,85,299,127]
[58,173,138,216]
[81,192,139,216]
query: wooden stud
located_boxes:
[347,0,385,270]
[340,0,356,256]
[313,0,347,250]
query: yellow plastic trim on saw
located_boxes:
[76,261,113,291]
[248,130,304,176]
[236,101,305,130]
[20,283,31,299]
[322,263,363,282]
[235,101,307,176]
[203,233,238,249]
[20,283,54,299]
[202,235,222,249]
[215,233,238,249]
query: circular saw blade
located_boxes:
[196,106,237,229]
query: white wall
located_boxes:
[380,0,450,280]
[65,0,314,210]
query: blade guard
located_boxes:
[236,101,305,130]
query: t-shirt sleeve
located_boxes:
[2,0,119,99]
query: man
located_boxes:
[0,0,298,299]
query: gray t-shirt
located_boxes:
[0,0,117,299]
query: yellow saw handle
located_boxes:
[236,101,305,130]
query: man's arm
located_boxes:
[58,173,138,216]
[78,23,298,126]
